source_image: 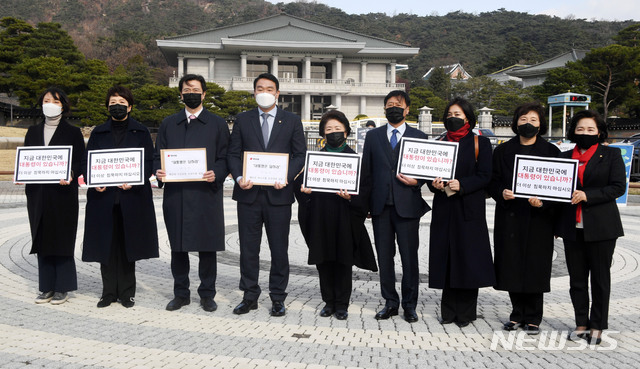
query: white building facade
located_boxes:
[156,14,419,121]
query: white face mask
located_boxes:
[42,103,62,118]
[255,92,277,109]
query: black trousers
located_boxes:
[564,229,616,330]
[509,292,544,326]
[171,251,217,299]
[317,262,352,311]
[441,287,478,322]
[237,190,291,302]
[372,205,420,309]
[100,206,135,301]
[37,254,77,293]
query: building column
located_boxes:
[303,93,311,121]
[304,55,311,81]
[240,53,247,78]
[360,61,367,83]
[389,60,396,85]
[334,56,343,81]
[333,94,342,109]
[271,55,279,78]
[177,56,184,78]
[208,57,215,82]
[360,96,367,115]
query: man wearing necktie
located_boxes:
[361,90,430,323]
[227,73,306,316]
[154,74,230,313]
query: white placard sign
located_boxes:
[86,148,144,187]
[242,152,289,186]
[397,137,459,181]
[303,151,362,194]
[512,154,579,202]
[161,148,208,182]
[14,146,73,184]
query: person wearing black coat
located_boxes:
[488,103,560,334]
[154,75,230,313]
[82,86,159,308]
[26,87,85,305]
[429,97,495,328]
[555,110,626,345]
[294,110,377,320]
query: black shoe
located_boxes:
[320,305,334,317]
[503,321,521,331]
[587,335,602,345]
[374,306,399,320]
[403,309,419,323]
[567,329,589,341]
[97,297,115,308]
[201,297,217,312]
[334,310,348,320]
[233,299,258,315]
[121,297,135,308]
[270,301,286,317]
[456,320,471,328]
[166,297,190,311]
[524,324,540,335]
[439,318,454,325]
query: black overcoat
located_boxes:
[488,136,560,292]
[154,109,230,252]
[294,146,377,271]
[555,144,625,242]
[25,119,85,256]
[82,118,159,263]
[427,132,496,289]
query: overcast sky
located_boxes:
[269,0,638,21]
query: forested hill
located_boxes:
[1,0,635,81]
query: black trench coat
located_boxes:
[427,133,496,289]
[82,118,158,263]
[153,109,230,252]
[25,119,85,257]
[488,136,560,293]
[294,146,377,271]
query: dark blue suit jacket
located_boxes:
[361,124,430,218]
[227,107,306,205]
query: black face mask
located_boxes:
[444,117,466,132]
[573,134,599,150]
[517,123,539,139]
[109,104,129,121]
[182,93,202,109]
[325,131,346,148]
[385,107,405,124]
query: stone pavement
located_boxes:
[1,181,639,368]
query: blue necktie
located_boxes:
[390,129,399,149]
[261,113,270,146]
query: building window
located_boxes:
[246,62,269,78]
[278,63,301,80]
[311,96,332,120]
[279,95,301,117]
[311,64,331,80]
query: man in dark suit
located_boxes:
[154,74,230,313]
[361,90,430,323]
[227,73,306,316]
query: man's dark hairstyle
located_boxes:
[384,90,410,107]
[253,73,279,91]
[178,74,207,92]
